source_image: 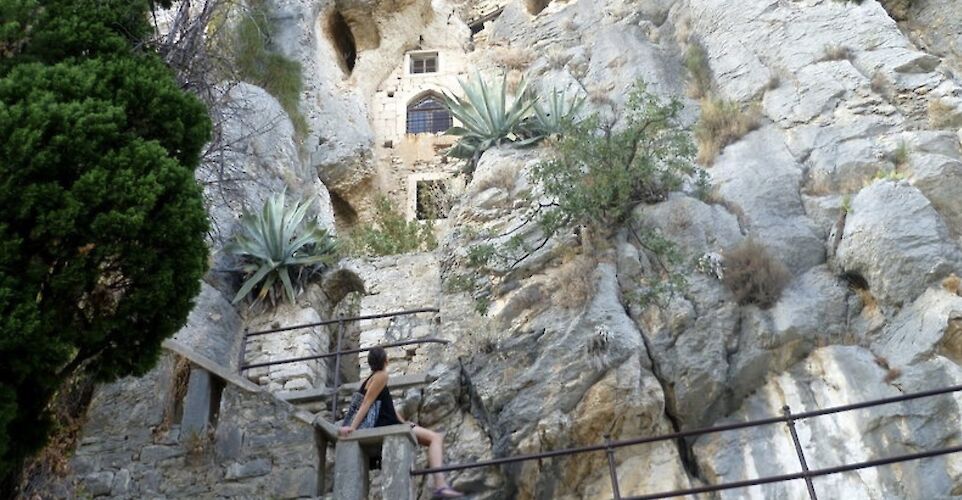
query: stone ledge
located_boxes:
[342,424,417,447]
[277,372,431,404]
[314,417,417,447]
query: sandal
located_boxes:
[433,486,464,498]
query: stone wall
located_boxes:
[243,303,333,392]
[46,353,320,499]
[337,254,443,379]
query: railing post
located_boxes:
[238,327,248,374]
[604,434,622,500]
[331,316,345,420]
[783,405,818,500]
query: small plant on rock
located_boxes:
[721,238,791,308]
[893,140,910,167]
[347,196,437,256]
[684,41,713,99]
[820,43,854,62]
[228,192,338,305]
[694,97,760,165]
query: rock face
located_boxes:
[694,344,962,500]
[35,0,962,498]
[836,181,962,308]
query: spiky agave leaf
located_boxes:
[441,72,536,162]
[228,192,338,305]
[529,87,585,138]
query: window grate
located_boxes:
[406,95,452,134]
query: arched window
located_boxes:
[406,94,452,134]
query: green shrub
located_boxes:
[228,192,337,306]
[230,0,307,138]
[694,97,760,165]
[532,83,697,229]
[465,82,700,308]
[893,140,910,167]
[684,42,712,99]
[442,72,537,161]
[722,239,791,308]
[0,0,208,491]
[347,197,437,256]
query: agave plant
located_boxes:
[228,192,337,305]
[442,72,538,160]
[528,87,586,137]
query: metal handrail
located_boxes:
[243,307,440,338]
[411,383,962,500]
[237,307,442,419]
[239,337,450,371]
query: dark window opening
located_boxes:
[208,375,225,428]
[328,11,357,74]
[410,52,438,74]
[406,95,452,134]
[416,180,451,220]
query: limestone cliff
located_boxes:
[28,0,962,499]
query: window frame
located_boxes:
[408,51,439,75]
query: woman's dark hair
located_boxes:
[368,346,387,371]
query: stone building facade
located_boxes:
[370,47,468,226]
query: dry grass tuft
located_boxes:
[928,99,962,130]
[722,239,791,308]
[473,163,520,194]
[17,375,96,497]
[765,73,781,92]
[870,71,895,101]
[493,46,535,72]
[820,44,854,62]
[695,98,761,165]
[588,85,615,107]
[545,46,572,70]
[884,367,903,383]
[156,356,192,436]
[942,273,961,295]
[183,427,211,457]
[874,354,903,383]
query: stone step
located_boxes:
[276,372,431,405]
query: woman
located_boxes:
[339,346,464,498]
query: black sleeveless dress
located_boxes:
[360,372,402,427]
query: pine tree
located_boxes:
[0,0,209,490]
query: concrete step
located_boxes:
[276,372,432,405]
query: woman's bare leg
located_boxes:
[413,425,446,488]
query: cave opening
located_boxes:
[329,190,358,232]
[327,10,357,74]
